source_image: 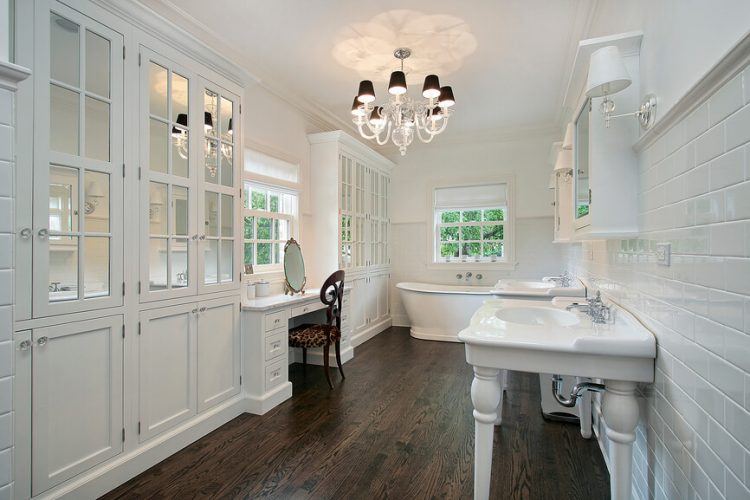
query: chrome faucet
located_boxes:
[566,291,611,324]
[548,271,573,288]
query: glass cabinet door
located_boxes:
[198,81,239,293]
[139,48,197,301]
[33,1,124,316]
[339,154,354,269]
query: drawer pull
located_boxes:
[272,342,280,349]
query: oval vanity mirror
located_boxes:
[283,238,306,295]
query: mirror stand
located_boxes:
[283,238,307,295]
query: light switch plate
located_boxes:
[656,243,671,266]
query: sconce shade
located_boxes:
[548,172,556,189]
[86,180,105,198]
[422,74,441,98]
[357,80,376,103]
[562,122,574,150]
[204,111,214,130]
[172,113,188,136]
[351,96,366,116]
[388,71,407,95]
[586,45,631,98]
[438,86,455,108]
[429,107,443,121]
[554,150,573,172]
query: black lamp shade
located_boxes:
[351,96,366,116]
[172,113,188,135]
[204,111,214,129]
[430,107,443,120]
[357,80,376,103]
[439,86,455,107]
[388,71,407,95]
[370,106,385,125]
[422,74,441,98]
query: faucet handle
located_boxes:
[456,273,463,280]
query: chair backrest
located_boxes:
[320,270,345,330]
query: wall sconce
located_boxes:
[554,149,573,180]
[84,181,105,214]
[586,45,657,129]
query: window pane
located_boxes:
[483,224,503,240]
[50,13,79,87]
[85,30,110,97]
[203,139,218,182]
[172,238,188,288]
[149,237,167,290]
[278,219,290,241]
[84,171,109,232]
[462,210,481,222]
[148,63,168,119]
[172,73,188,124]
[251,189,267,210]
[149,118,168,173]
[256,242,271,265]
[439,226,458,241]
[49,235,79,301]
[220,240,233,282]
[463,242,481,257]
[440,243,459,258]
[204,191,218,237]
[269,193,279,213]
[461,226,481,240]
[49,165,78,233]
[244,242,254,265]
[243,216,254,239]
[85,96,110,161]
[273,241,280,264]
[83,236,109,298]
[483,208,504,221]
[257,218,271,240]
[204,239,218,284]
[221,194,233,237]
[50,84,79,155]
[440,211,459,223]
[172,130,188,178]
[220,97,233,141]
[149,182,168,235]
[483,242,503,258]
[173,186,188,236]
[220,144,233,187]
[204,89,218,137]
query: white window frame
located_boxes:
[427,177,516,270]
[242,179,298,274]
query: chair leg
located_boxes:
[302,348,307,367]
[323,344,333,389]
[335,340,345,379]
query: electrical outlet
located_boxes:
[656,243,671,266]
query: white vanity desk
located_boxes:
[241,288,352,414]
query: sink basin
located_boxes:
[490,279,586,298]
[495,306,580,327]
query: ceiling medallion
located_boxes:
[351,47,455,156]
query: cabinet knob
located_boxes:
[191,308,198,314]
[37,228,49,240]
[199,306,207,312]
[199,234,206,240]
[191,234,198,240]
[36,336,48,346]
[18,339,31,351]
[19,227,32,239]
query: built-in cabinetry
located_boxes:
[308,131,393,346]
[12,1,246,497]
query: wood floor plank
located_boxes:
[101,327,610,499]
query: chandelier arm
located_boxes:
[374,122,393,146]
[415,124,436,144]
[357,122,381,140]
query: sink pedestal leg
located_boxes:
[471,366,503,500]
[578,376,593,439]
[495,369,507,425]
[602,380,639,500]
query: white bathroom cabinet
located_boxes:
[308,131,393,346]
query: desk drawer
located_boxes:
[265,309,289,332]
[265,357,287,391]
[291,302,325,318]
[265,331,287,361]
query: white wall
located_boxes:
[389,136,569,325]
[567,6,750,498]
[0,0,10,63]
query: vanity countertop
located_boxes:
[241,287,350,312]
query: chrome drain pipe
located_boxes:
[552,374,606,408]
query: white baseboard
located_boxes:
[351,317,391,347]
[246,382,293,415]
[48,397,247,500]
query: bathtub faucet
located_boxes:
[465,272,472,281]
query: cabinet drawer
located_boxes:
[265,331,287,361]
[265,309,289,332]
[291,302,325,318]
[265,357,287,391]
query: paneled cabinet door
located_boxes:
[375,272,390,323]
[349,276,368,335]
[139,303,197,441]
[197,296,241,411]
[31,316,123,495]
[140,47,198,302]
[32,0,124,316]
[197,80,240,294]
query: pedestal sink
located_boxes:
[491,279,586,298]
[458,298,655,500]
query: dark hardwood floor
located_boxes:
[102,327,610,499]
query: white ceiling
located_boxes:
[142,0,596,142]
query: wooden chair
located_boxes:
[288,270,346,389]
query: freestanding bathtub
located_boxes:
[396,282,494,342]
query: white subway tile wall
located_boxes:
[571,66,750,499]
[0,86,13,498]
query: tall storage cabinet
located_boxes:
[308,131,393,346]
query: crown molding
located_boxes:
[634,30,750,152]
[0,60,31,91]
[308,130,396,169]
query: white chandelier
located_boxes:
[351,48,455,156]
